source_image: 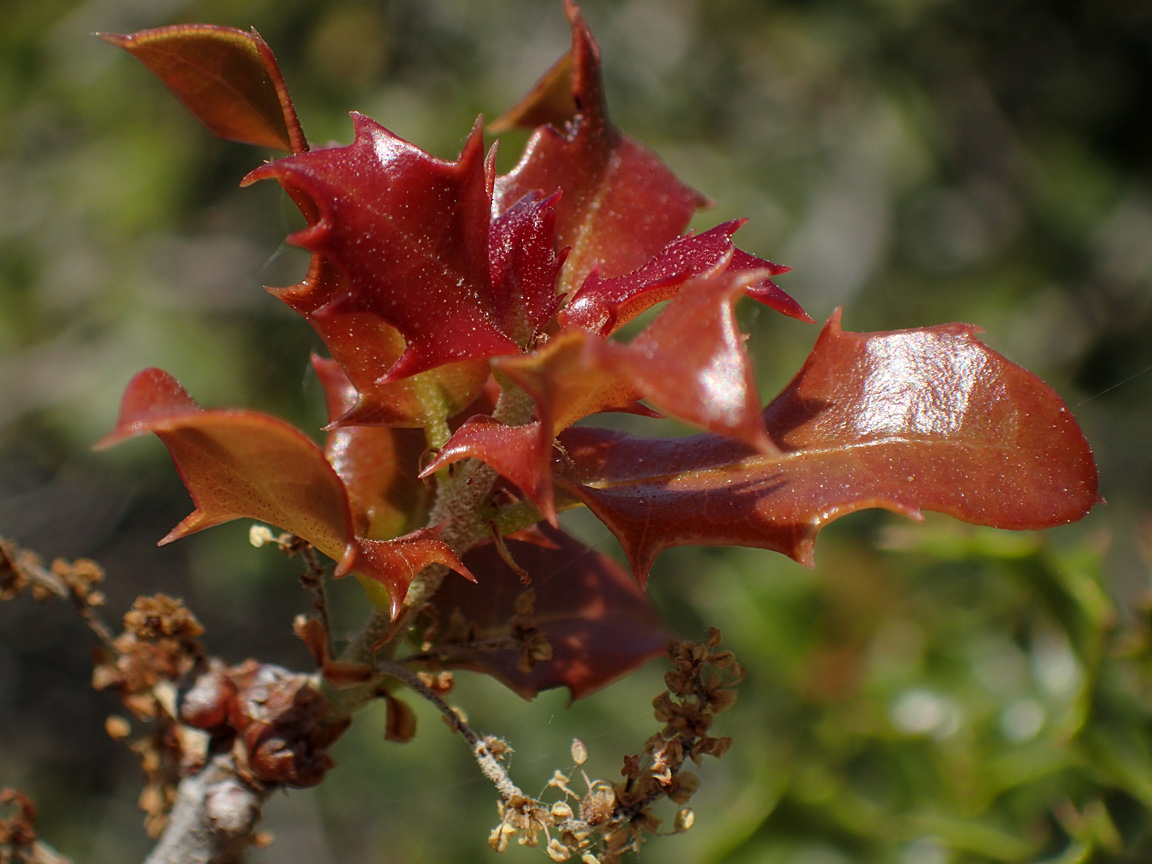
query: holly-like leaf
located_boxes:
[429,524,668,699]
[428,259,775,517]
[560,220,807,337]
[594,256,775,451]
[489,191,567,346]
[95,368,351,558]
[96,368,471,615]
[341,530,475,620]
[558,310,1100,583]
[493,1,708,294]
[100,25,306,153]
[245,114,519,382]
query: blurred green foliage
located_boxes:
[1,0,1150,862]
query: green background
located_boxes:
[1,0,1150,861]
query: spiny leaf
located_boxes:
[100,25,306,153]
[430,524,667,699]
[245,114,519,382]
[427,260,776,517]
[560,219,808,337]
[96,369,471,616]
[558,310,1100,583]
[489,191,567,347]
[95,368,351,558]
[341,530,475,621]
[493,1,708,294]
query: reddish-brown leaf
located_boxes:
[558,310,1100,583]
[560,220,807,336]
[95,369,471,615]
[489,191,567,346]
[595,256,775,451]
[313,357,430,539]
[245,114,519,381]
[100,25,306,153]
[421,418,555,520]
[493,2,708,294]
[340,530,475,620]
[424,329,657,520]
[427,259,775,517]
[429,524,667,699]
[94,368,351,559]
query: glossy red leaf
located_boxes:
[95,368,471,616]
[493,2,708,294]
[596,256,775,451]
[425,329,656,520]
[560,220,807,336]
[429,524,667,699]
[100,25,306,153]
[95,368,351,559]
[489,191,567,346]
[245,114,519,381]
[422,417,555,520]
[340,530,475,620]
[558,310,1100,583]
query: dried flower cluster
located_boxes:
[489,630,742,863]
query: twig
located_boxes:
[377,660,525,803]
[141,753,266,864]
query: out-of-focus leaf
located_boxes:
[429,524,667,699]
[493,1,708,294]
[560,220,807,336]
[100,25,306,153]
[559,310,1100,583]
[245,114,519,382]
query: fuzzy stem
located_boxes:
[378,661,525,803]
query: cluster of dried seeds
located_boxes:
[488,630,742,863]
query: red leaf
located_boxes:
[94,368,351,559]
[425,330,658,520]
[489,191,567,345]
[100,25,306,153]
[558,310,1100,583]
[95,369,471,616]
[429,524,667,699]
[493,2,708,294]
[560,220,808,336]
[340,530,475,620]
[245,114,519,381]
[596,256,775,451]
[421,418,556,521]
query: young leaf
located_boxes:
[95,369,351,557]
[100,25,306,153]
[245,115,519,381]
[558,310,1100,583]
[95,368,470,615]
[560,220,807,337]
[429,524,667,699]
[493,1,708,294]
